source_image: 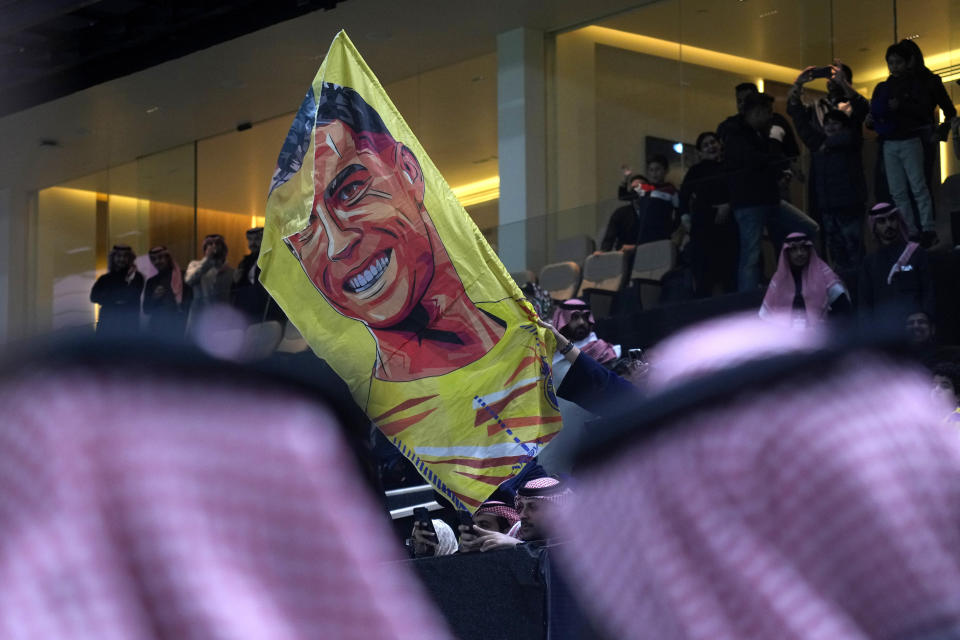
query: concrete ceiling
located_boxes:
[0,0,654,195]
[5,0,958,211]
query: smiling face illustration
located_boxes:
[285,119,435,329]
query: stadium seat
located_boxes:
[630,240,676,310]
[277,320,309,354]
[539,261,581,301]
[510,270,537,287]
[578,251,630,318]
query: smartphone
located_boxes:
[628,348,644,362]
[457,510,475,530]
[810,66,833,79]
[413,506,436,535]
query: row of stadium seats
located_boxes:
[512,237,678,318]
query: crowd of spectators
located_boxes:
[89,226,285,340]
[405,39,960,567]
[601,39,957,304]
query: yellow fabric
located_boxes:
[258,31,560,512]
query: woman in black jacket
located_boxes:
[679,132,738,297]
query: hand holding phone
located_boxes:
[810,66,833,79]
[412,507,438,557]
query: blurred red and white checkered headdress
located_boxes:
[550,313,960,640]
[0,354,450,639]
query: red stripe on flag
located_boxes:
[378,408,436,436]
[454,470,516,486]
[528,429,561,446]
[474,382,537,427]
[372,394,438,423]
[451,492,483,508]
[504,355,538,386]
[486,414,563,436]
[422,455,529,469]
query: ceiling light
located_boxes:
[451,176,499,207]
[145,106,160,114]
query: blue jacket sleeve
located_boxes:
[556,353,638,418]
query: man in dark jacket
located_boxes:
[142,245,192,339]
[858,203,934,324]
[723,93,792,292]
[90,245,143,336]
[718,82,801,161]
[788,62,870,134]
[231,227,284,323]
[788,106,867,272]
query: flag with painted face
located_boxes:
[259,31,561,512]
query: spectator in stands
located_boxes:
[231,227,284,324]
[142,245,192,338]
[185,234,234,330]
[789,62,869,133]
[906,310,936,348]
[539,317,638,417]
[931,362,960,425]
[600,155,678,252]
[723,92,793,292]
[410,518,458,558]
[90,244,144,336]
[858,202,934,323]
[0,334,451,639]
[759,232,850,328]
[871,42,941,247]
[718,82,801,162]
[548,312,960,640]
[469,477,572,551]
[458,501,521,552]
[679,131,736,297]
[537,301,626,476]
[789,65,868,272]
[617,168,647,203]
[900,38,958,233]
[551,299,620,379]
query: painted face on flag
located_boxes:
[286,120,435,329]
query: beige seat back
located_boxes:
[539,261,581,301]
[277,320,310,354]
[579,251,629,296]
[630,240,676,282]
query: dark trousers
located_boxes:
[690,211,738,297]
[821,205,865,272]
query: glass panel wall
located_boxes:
[34,143,196,335]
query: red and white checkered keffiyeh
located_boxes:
[0,367,451,640]
[550,314,960,640]
[476,501,520,527]
[514,477,572,511]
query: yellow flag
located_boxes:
[259,31,560,512]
